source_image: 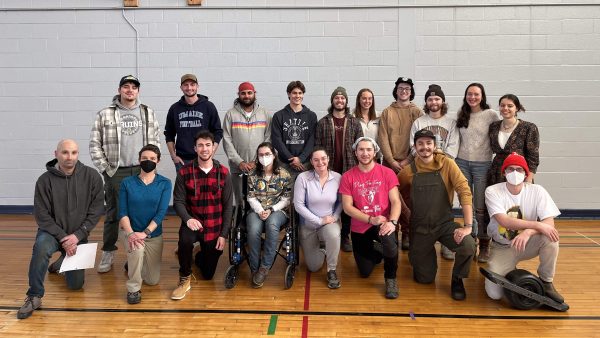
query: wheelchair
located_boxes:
[224,174,299,289]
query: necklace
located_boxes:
[502,119,518,131]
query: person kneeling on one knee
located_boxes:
[398,129,476,301]
[18,139,104,319]
[340,137,402,299]
[483,152,564,304]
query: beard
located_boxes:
[239,97,255,108]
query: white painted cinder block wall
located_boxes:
[0,1,599,209]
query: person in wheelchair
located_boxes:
[484,152,564,304]
[247,142,293,288]
[294,147,342,289]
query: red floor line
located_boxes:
[302,271,311,337]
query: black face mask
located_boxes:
[140,160,157,173]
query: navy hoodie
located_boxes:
[33,159,104,242]
[164,94,224,160]
[271,104,318,163]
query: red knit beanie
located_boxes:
[501,152,530,176]
[238,82,255,92]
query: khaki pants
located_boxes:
[484,234,559,300]
[300,222,341,272]
[120,230,163,292]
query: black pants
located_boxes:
[341,211,351,240]
[351,226,398,279]
[178,223,223,279]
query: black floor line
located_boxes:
[1,306,598,320]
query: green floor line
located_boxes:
[267,314,278,335]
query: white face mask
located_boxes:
[506,171,525,186]
[259,155,274,167]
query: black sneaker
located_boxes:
[401,233,410,251]
[127,290,142,304]
[451,277,466,301]
[17,296,42,319]
[327,270,341,289]
[48,255,65,273]
[341,237,353,252]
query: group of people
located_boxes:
[17,74,564,319]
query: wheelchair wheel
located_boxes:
[284,264,296,290]
[224,265,239,289]
[505,269,544,310]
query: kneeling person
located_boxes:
[339,137,401,299]
[172,131,233,300]
[118,145,172,304]
[18,139,104,319]
[398,129,476,300]
[484,152,563,303]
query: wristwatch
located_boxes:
[390,220,398,226]
[143,228,152,237]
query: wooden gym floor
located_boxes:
[0,214,599,337]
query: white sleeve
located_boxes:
[485,185,506,218]
[534,185,561,220]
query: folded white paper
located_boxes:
[59,243,98,273]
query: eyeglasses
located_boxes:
[505,167,525,174]
[397,87,411,93]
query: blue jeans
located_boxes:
[455,158,491,240]
[27,231,85,297]
[246,210,288,272]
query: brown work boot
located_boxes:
[542,281,565,303]
[171,275,191,300]
[477,239,491,263]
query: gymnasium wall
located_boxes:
[1,0,599,210]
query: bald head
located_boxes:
[55,139,79,174]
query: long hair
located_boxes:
[353,88,377,121]
[499,94,526,116]
[254,142,279,176]
[456,83,490,128]
[423,102,449,116]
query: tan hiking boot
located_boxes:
[171,275,191,300]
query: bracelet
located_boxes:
[367,216,372,225]
[126,232,134,238]
[464,224,473,227]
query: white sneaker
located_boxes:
[441,245,455,261]
[97,251,114,273]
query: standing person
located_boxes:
[294,147,343,289]
[271,80,318,180]
[378,77,423,250]
[18,140,104,319]
[409,84,459,260]
[339,137,401,299]
[354,88,380,141]
[484,153,564,304]
[90,75,161,273]
[315,86,363,252]
[246,142,292,288]
[410,84,459,160]
[455,83,500,263]
[118,144,172,304]
[164,73,223,171]
[398,130,476,300]
[222,81,272,207]
[488,94,539,185]
[171,131,233,300]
